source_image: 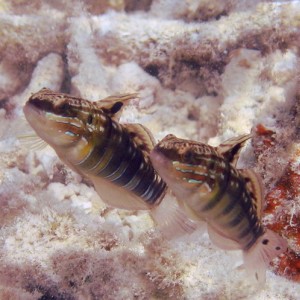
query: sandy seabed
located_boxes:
[0,0,300,299]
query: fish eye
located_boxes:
[59,103,71,111]
[184,150,194,162]
[87,114,93,124]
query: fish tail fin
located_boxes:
[243,229,287,285]
[150,193,200,239]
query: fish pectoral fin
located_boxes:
[89,175,150,210]
[17,133,48,151]
[216,133,252,167]
[124,123,156,158]
[239,169,264,219]
[10,115,48,151]
[207,224,241,250]
[96,93,139,121]
[150,193,200,239]
[243,229,287,285]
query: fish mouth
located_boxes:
[150,149,167,166]
[150,149,190,197]
[23,100,82,148]
[23,101,51,143]
[23,101,46,124]
[150,149,175,180]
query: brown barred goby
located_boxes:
[150,133,287,285]
[23,88,167,213]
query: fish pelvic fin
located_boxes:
[207,224,241,250]
[216,133,252,167]
[243,229,288,285]
[17,133,48,151]
[89,174,150,210]
[150,193,200,239]
[97,93,139,121]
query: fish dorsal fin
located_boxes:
[89,174,150,210]
[216,134,252,167]
[96,93,139,121]
[239,169,264,219]
[123,123,156,160]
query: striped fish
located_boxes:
[23,88,167,212]
[150,134,287,284]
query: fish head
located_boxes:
[152,134,216,163]
[150,135,188,187]
[23,88,91,148]
[150,134,212,198]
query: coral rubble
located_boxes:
[0,0,300,299]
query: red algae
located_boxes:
[267,161,300,281]
[252,123,276,157]
[254,124,300,281]
[276,252,300,281]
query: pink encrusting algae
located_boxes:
[253,123,300,282]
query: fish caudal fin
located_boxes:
[243,229,287,285]
[150,193,200,239]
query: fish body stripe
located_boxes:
[123,160,148,190]
[220,179,243,216]
[77,113,113,170]
[96,124,131,177]
[110,147,143,185]
[199,155,230,212]
[77,116,166,205]
[25,88,167,210]
[105,145,135,182]
[145,177,166,204]
[152,134,275,252]
[170,152,264,250]
[225,172,264,245]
